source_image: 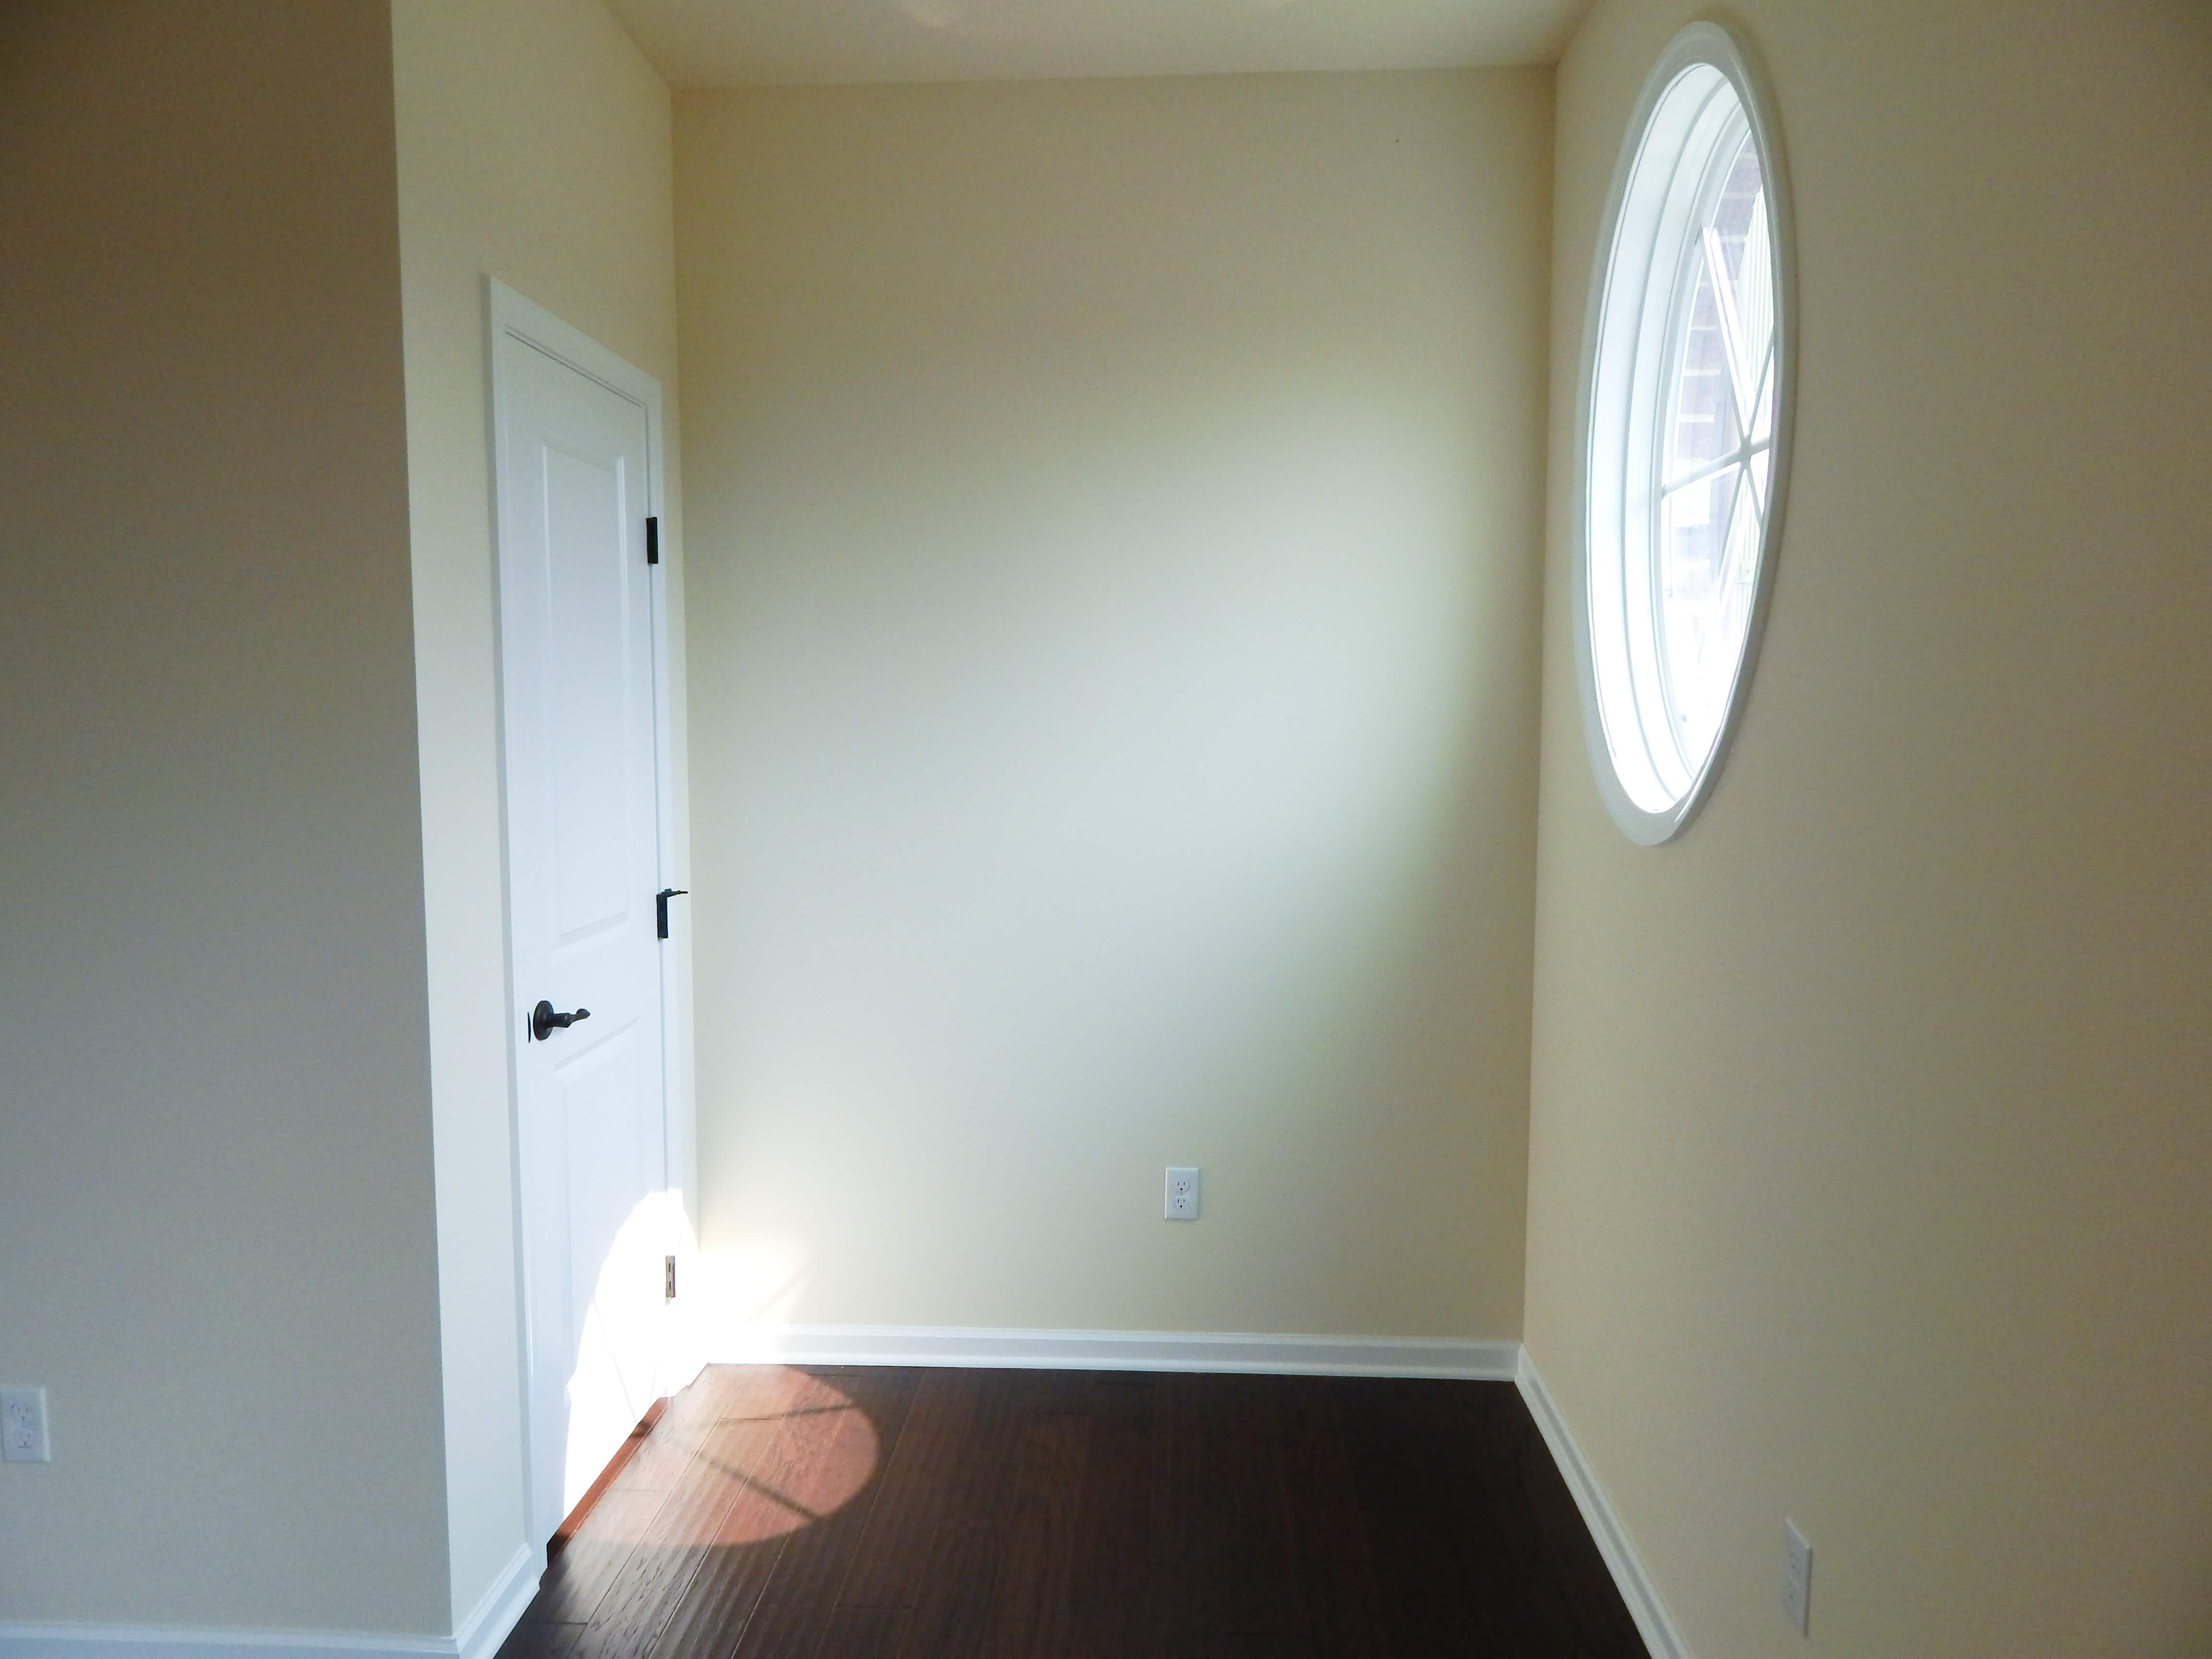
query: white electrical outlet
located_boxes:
[1782,1517,1813,1635]
[2,1388,50,1464]
[1165,1166,1200,1220]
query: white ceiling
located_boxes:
[600,0,1587,88]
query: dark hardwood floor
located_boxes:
[497,1364,1647,1659]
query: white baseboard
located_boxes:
[1515,1347,1691,1659]
[0,1630,451,1659]
[0,1545,541,1659]
[709,1322,1520,1379]
[452,1545,540,1659]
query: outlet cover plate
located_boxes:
[1782,1517,1812,1635]
[1165,1166,1200,1220]
[2,1388,50,1464]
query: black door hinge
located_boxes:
[645,515,660,565]
[664,1254,677,1301]
[655,887,688,939]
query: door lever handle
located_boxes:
[530,999,591,1042]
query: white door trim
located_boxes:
[484,277,684,1542]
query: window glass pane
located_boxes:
[1655,123,1770,776]
[1713,142,1770,386]
[1669,258,1737,484]
[1751,347,1776,445]
[1659,465,1747,765]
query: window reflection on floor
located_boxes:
[576,1367,881,1547]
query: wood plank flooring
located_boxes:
[497,1365,1647,1659]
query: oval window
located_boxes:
[1575,22,1794,843]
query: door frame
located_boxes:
[484,276,689,1542]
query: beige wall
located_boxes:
[389,0,691,1625]
[0,1,450,1634]
[675,71,1551,1341]
[1525,2,2212,1655]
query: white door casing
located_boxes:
[489,281,681,1544]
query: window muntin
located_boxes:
[1576,25,1792,843]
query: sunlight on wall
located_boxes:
[689,1231,816,1351]
[557,1202,852,1523]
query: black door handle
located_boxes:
[530,999,591,1042]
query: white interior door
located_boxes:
[492,289,674,1544]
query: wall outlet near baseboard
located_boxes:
[2,1387,50,1463]
[1165,1166,1200,1220]
[1782,1516,1813,1635]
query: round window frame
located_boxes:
[1572,20,1797,846]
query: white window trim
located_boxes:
[1572,19,1798,845]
